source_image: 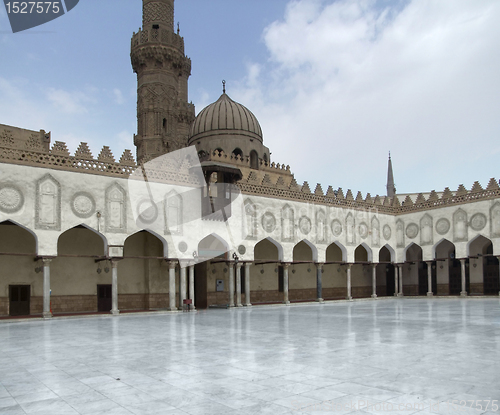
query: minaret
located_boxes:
[386,152,396,197]
[131,0,195,164]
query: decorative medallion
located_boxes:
[331,219,342,237]
[238,245,246,255]
[406,223,419,239]
[261,212,276,233]
[299,216,312,235]
[0,185,24,213]
[383,225,391,240]
[470,213,487,231]
[137,199,158,224]
[359,222,368,239]
[178,241,188,253]
[436,218,450,235]
[71,192,95,218]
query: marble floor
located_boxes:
[0,298,499,414]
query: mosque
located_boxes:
[0,0,499,318]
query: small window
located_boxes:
[232,148,243,159]
[163,118,166,129]
[152,24,159,29]
[250,150,259,169]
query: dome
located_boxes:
[188,93,263,144]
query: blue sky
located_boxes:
[1,0,499,198]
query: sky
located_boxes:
[0,0,499,198]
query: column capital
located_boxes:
[111,260,119,269]
[371,263,377,269]
[168,260,177,270]
[315,262,324,269]
[282,262,290,270]
[235,262,242,269]
[41,257,53,265]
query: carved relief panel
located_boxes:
[164,191,182,235]
[420,214,433,246]
[281,204,294,242]
[243,199,257,240]
[105,184,127,233]
[35,174,61,230]
[316,210,327,244]
[453,208,468,242]
[346,213,355,246]
[491,203,500,238]
[396,220,405,248]
[371,217,380,247]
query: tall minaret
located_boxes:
[386,152,396,197]
[131,0,195,164]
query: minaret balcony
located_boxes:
[131,28,184,54]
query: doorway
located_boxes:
[97,284,112,312]
[194,263,208,309]
[9,285,30,316]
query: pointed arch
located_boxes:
[379,244,395,262]
[326,241,347,262]
[125,228,168,258]
[253,237,283,261]
[293,239,318,262]
[198,233,229,260]
[467,234,492,257]
[433,238,455,260]
[355,242,372,262]
[405,242,423,262]
[57,224,108,256]
[0,219,38,254]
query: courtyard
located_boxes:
[0,298,499,415]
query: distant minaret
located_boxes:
[387,152,396,197]
[131,0,195,164]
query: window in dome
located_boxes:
[232,148,243,160]
[250,150,259,170]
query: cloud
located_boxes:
[233,0,500,195]
[46,87,96,114]
[113,88,125,105]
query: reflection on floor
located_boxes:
[0,298,499,415]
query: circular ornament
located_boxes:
[359,222,368,239]
[299,216,312,235]
[470,213,487,231]
[0,185,24,213]
[436,218,451,235]
[71,192,95,218]
[238,245,246,255]
[383,225,392,240]
[261,212,276,233]
[137,199,158,224]
[178,241,188,253]
[406,223,419,239]
[331,219,342,237]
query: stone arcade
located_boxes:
[0,0,499,317]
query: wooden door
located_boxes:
[97,284,112,312]
[9,285,30,316]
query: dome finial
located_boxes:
[222,80,226,94]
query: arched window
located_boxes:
[232,148,243,160]
[250,150,259,169]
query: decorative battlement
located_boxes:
[0,124,498,214]
[131,27,184,54]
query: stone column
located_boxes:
[111,261,119,315]
[283,263,290,305]
[394,265,399,297]
[228,262,235,307]
[426,261,433,297]
[460,259,467,297]
[371,264,377,299]
[244,262,252,306]
[42,258,52,319]
[398,265,404,297]
[168,261,177,311]
[316,263,324,302]
[346,264,352,300]
[180,265,187,308]
[235,263,243,307]
[188,264,196,309]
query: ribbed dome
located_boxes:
[189,93,263,143]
